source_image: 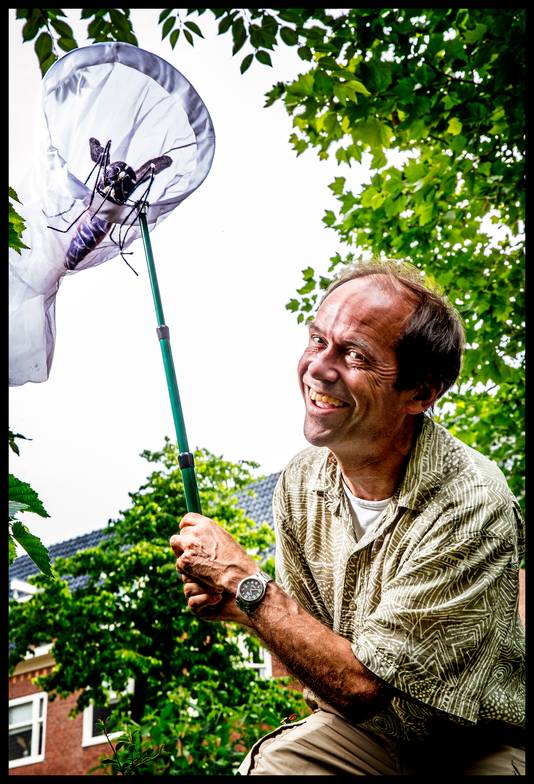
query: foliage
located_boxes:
[9,187,29,254]
[9,431,54,577]
[15,8,135,74]
[88,719,163,775]
[9,442,309,774]
[262,8,525,509]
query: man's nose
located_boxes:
[307,347,339,384]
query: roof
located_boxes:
[9,472,280,599]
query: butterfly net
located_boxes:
[9,41,215,385]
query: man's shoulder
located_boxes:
[402,416,521,525]
[423,418,521,521]
[422,417,505,486]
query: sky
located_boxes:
[9,9,366,547]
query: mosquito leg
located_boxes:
[47,206,92,234]
[108,223,138,276]
[118,177,155,251]
[47,144,109,231]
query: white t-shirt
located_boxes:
[342,481,392,541]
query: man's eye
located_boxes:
[348,349,365,361]
[311,335,325,346]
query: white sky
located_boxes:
[9,9,368,546]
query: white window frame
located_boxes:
[9,692,47,769]
[10,578,42,602]
[236,635,272,679]
[81,678,135,748]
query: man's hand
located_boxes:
[181,574,252,625]
[169,513,258,625]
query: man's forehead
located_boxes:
[318,275,416,322]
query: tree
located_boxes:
[9,442,308,774]
[14,8,525,512]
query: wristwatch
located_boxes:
[235,570,273,613]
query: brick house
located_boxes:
[9,472,289,775]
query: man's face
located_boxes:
[298,276,419,454]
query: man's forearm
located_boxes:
[244,581,388,722]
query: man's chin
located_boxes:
[303,424,336,449]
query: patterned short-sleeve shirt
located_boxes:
[273,415,525,742]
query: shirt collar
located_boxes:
[317,415,453,514]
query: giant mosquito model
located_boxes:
[48,137,172,275]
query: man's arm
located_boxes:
[170,513,390,723]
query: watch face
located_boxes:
[240,577,264,602]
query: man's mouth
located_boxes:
[308,387,347,409]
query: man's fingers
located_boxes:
[182,578,222,600]
[188,592,222,609]
[169,534,183,555]
[179,513,205,530]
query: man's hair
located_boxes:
[321,258,465,400]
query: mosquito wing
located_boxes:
[135,155,172,186]
[89,137,108,163]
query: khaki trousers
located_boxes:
[237,710,525,776]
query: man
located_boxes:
[170,260,525,776]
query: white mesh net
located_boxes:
[9,41,215,385]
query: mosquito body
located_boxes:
[50,137,172,272]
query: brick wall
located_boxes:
[9,651,304,775]
[9,669,109,776]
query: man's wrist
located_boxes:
[222,563,259,595]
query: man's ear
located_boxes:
[405,383,441,414]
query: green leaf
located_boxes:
[9,474,50,518]
[50,18,75,39]
[184,20,204,38]
[35,31,53,61]
[232,18,246,55]
[159,9,172,23]
[9,429,31,456]
[329,176,346,196]
[240,53,254,74]
[355,118,392,151]
[22,18,42,42]
[464,23,487,44]
[184,29,194,46]
[161,17,175,40]
[447,117,463,136]
[218,14,234,35]
[57,36,77,53]
[11,521,54,577]
[314,70,333,96]
[39,52,57,77]
[347,79,371,97]
[280,26,298,46]
[255,50,272,67]
[9,199,30,254]
[170,29,180,49]
[297,45,312,61]
[9,535,18,566]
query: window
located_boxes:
[9,692,47,769]
[236,635,272,679]
[82,679,134,747]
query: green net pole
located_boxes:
[138,210,201,514]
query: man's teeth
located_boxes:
[309,389,345,407]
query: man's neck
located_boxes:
[333,417,421,501]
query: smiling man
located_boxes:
[170,259,525,776]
